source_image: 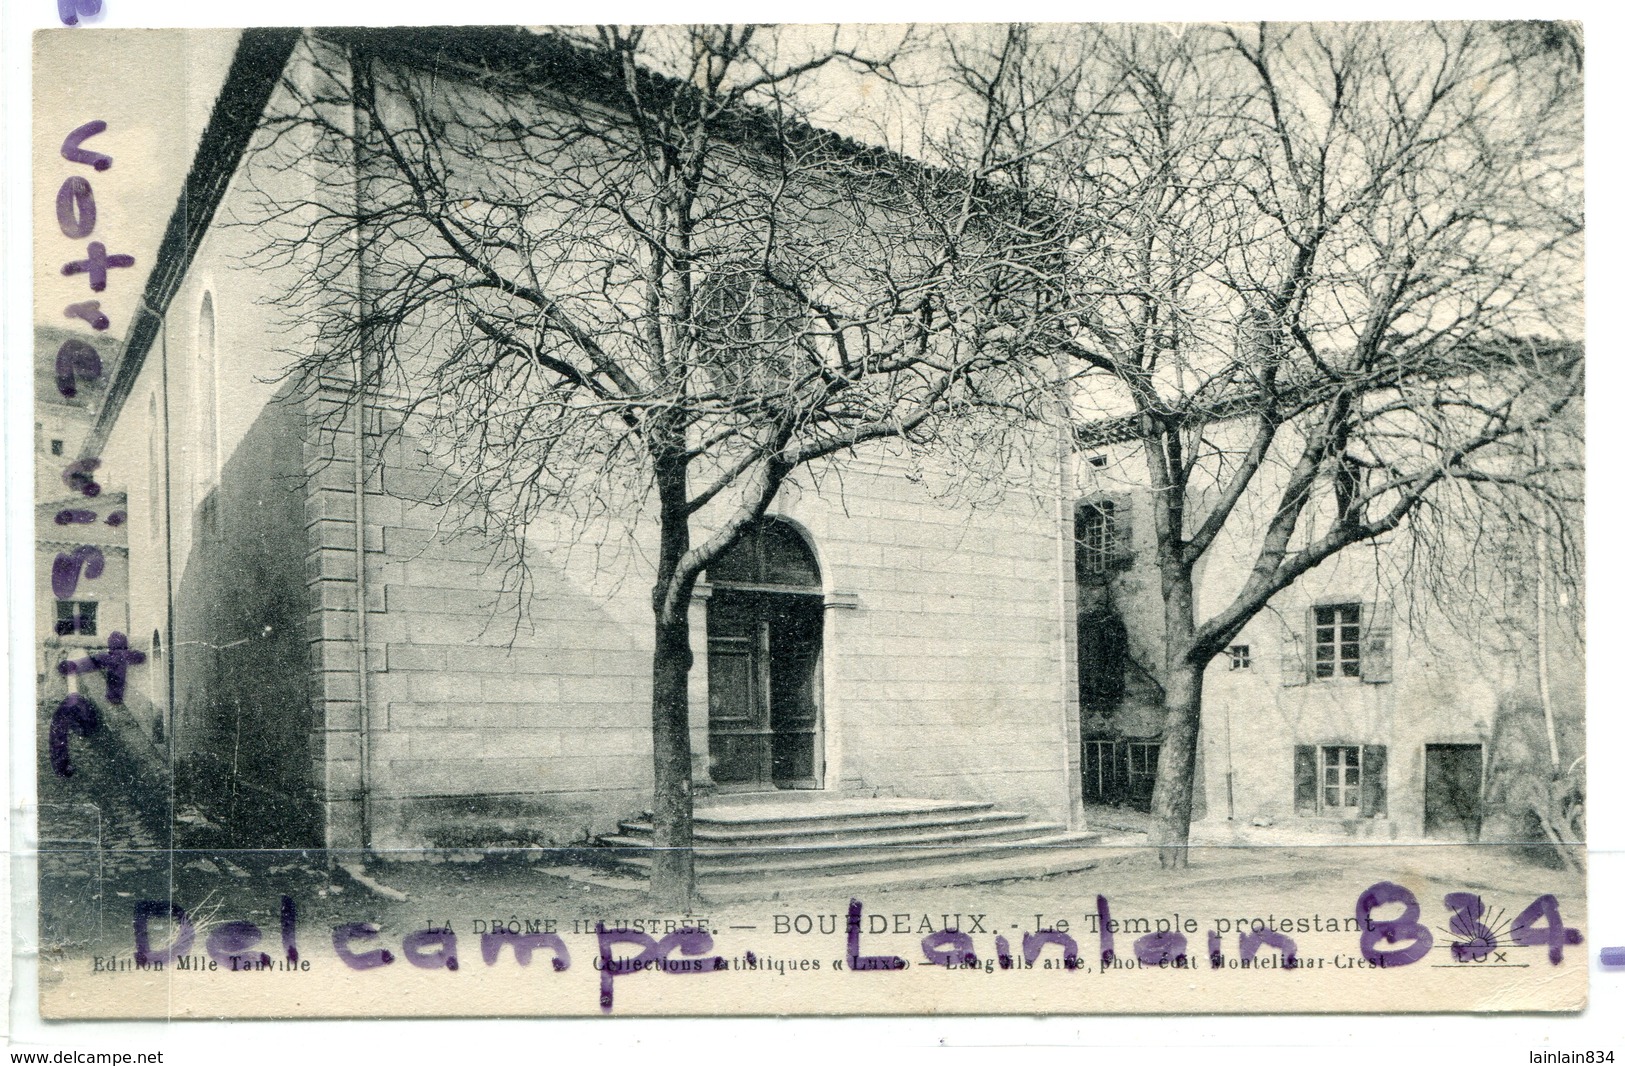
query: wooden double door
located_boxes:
[706,588,823,790]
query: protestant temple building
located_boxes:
[83,28,1581,879]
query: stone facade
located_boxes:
[1070,437,1583,847]
[93,30,1087,855]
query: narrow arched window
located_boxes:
[694,269,814,395]
[190,292,223,540]
[196,292,219,478]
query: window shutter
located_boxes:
[1112,496,1134,567]
[1361,601,1393,684]
[1294,745,1317,814]
[1359,744,1387,817]
[1280,611,1309,686]
[1077,614,1128,708]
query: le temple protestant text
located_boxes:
[113,889,1580,1011]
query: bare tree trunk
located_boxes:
[1148,662,1203,869]
[1531,797,1581,876]
[649,606,696,910]
[649,449,697,911]
[1530,456,1583,875]
[1149,565,1203,869]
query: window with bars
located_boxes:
[1082,738,1161,812]
[1076,501,1116,576]
[1313,603,1362,679]
[1126,741,1159,797]
[1082,740,1115,803]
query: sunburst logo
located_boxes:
[1440,893,1515,963]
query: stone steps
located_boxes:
[602,823,1083,871]
[628,797,1001,832]
[700,843,1125,904]
[594,795,1109,898]
[607,809,1034,849]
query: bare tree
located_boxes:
[245,26,1064,905]
[940,22,1584,865]
[1407,412,1585,870]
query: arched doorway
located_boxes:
[706,519,824,790]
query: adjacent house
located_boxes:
[1069,412,1583,847]
[35,325,136,724]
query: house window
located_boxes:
[55,600,97,636]
[1126,742,1159,799]
[695,270,811,392]
[1082,738,1160,812]
[1295,743,1387,818]
[50,439,64,456]
[1076,501,1116,576]
[1321,745,1360,810]
[1228,644,1250,670]
[1283,602,1393,686]
[1313,603,1361,679]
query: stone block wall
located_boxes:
[166,385,318,847]
[299,417,1086,853]
[766,456,1081,827]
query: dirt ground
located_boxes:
[34,720,1585,991]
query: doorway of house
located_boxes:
[1423,743,1484,841]
[706,519,824,790]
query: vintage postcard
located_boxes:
[27,22,1587,1018]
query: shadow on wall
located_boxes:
[372,531,657,852]
[171,388,316,849]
